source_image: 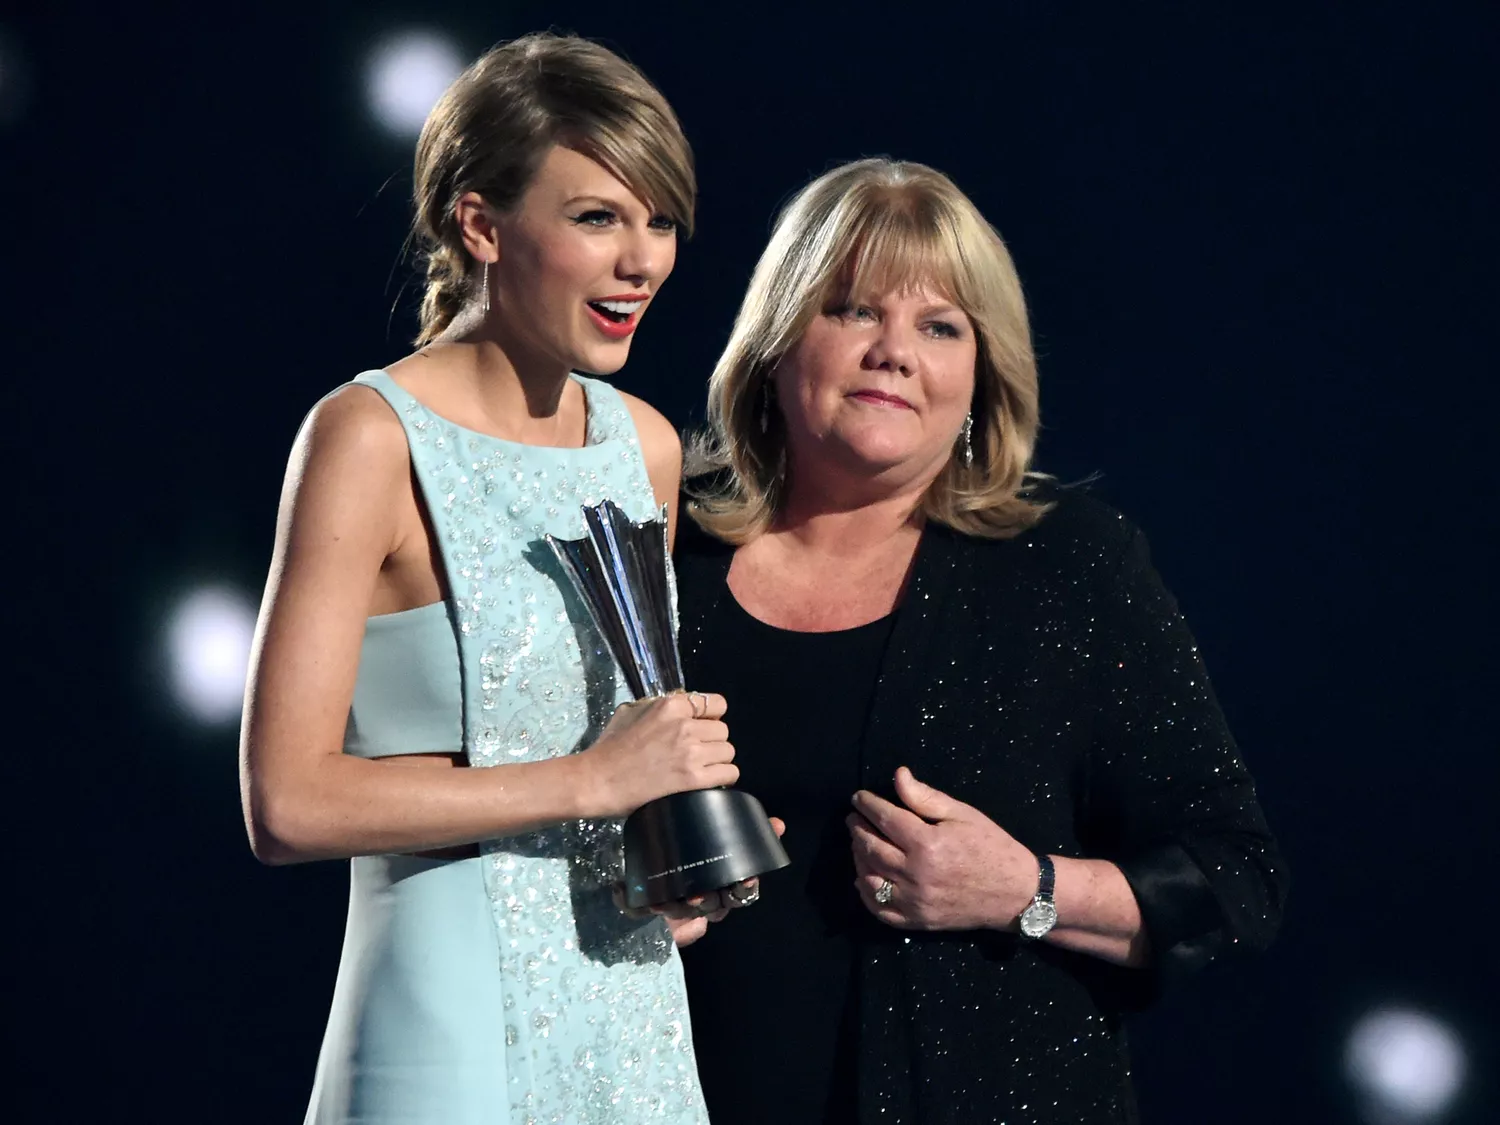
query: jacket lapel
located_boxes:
[858,525,968,798]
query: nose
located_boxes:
[863,320,919,377]
[616,226,665,287]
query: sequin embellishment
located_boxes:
[371,372,705,1124]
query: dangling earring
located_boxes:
[759,381,773,434]
[961,412,974,468]
[481,260,491,317]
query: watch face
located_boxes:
[1019,899,1058,940]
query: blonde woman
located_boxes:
[239,34,738,1124]
[675,158,1288,1123]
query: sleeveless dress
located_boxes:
[303,370,708,1125]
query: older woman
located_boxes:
[674,158,1288,1124]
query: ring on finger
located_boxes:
[688,691,708,717]
[727,883,760,907]
[874,878,895,905]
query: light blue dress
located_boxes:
[303,371,708,1125]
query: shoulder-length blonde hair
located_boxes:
[687,157,1048,543]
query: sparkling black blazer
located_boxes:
[674,484,1288,1124]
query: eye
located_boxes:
[647,214,678,233]
[571,209,618,227]
[925,319,963,339]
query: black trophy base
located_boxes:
[620,788,790,910]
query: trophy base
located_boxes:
[620,788,790,910]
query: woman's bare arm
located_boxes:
[239,386,735,865]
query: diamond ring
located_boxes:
[874,878,895,905]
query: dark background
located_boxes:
[4,2,1495,1121]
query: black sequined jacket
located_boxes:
[673,485,1288,1125]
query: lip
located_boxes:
[585,294,649,341]
[847,389,915,410]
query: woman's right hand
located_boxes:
[578,692,737,818]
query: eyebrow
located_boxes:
[561,194,655,217]
[561,195,622,209]
[905,299,964,319]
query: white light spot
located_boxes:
[166,587,257,724]
[1345,1005,1466,1122]
[365,30,464,138]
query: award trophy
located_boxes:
[548,499,789,910]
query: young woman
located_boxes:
[239,33,737,1124]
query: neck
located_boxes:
[772,437,953,553]
[440,307,576,435]
[775,464,933,557]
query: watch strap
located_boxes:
[1034,853,1055,903]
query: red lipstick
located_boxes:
[585,293,649,341]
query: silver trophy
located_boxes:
[548,499,789,909]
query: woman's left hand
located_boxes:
[848,767,1038,931]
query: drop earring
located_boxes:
[759,382,772,433]
[961,412,974,467]
[481,260,491,317]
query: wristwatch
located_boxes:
[1018,853,1058,940]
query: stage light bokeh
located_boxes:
[1346,1005,1467,1123]
[364,29,464,139]
[165,586,258,725]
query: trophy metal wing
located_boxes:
[547,500,789,908]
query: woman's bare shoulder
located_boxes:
[615,389,682,467]
[294,382,410,473]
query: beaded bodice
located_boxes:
[350,370,706,1123]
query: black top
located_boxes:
[673,484,1288,1125]
[680,591,895,1125]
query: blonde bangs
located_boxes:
[839,194,969,312]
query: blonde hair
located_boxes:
[410,32,696,345]
[688,157,1048,543]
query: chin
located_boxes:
[835,432,921,471]
[572,341,632,377]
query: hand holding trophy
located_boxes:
[548,499,789,910]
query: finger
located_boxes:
[689,719,731,743]
[853,875,912,928]
[851,846,874,878]
[769,817,786,838]
[725,878,761,908]
[682,690,727,720]
[653,891,722,920]
[851,788,928,847]
[704,762,740,788]
[847,816,906,873]
[695,739,737,766]
[892,765,972,822]
[856,872,892,899]
[671,916,710,947]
